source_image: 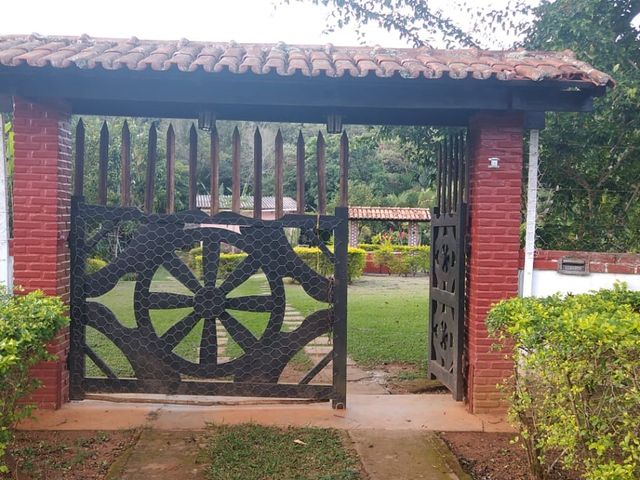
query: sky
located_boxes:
[0,0,410,47]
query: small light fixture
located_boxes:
[326,114,343,134]
[488,157,500,169]
[198,110,216,132]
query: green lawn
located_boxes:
[202,424,361,480]
[87,271,429,377]
[285,275,429,371]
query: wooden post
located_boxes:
[98,121,109,205]
[74,119,85,196]
[275,129,284,219]
[210,126,220,216]
[166,124,175,214]
[120,120,131,207]
[232,126,241,214]
[253,127,262,219]
[316,131,326,215]
[296,130,305,214]
[144,123,157,214]
[339,131,349,208]
[189,124,197,210]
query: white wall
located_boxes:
[519,269,640,298]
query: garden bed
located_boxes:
[5,430,140,479]
[440,432,579,480]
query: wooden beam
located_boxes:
[316,131,326,216]
[98,121,108,205]
[166,124,175,214]
[231,126,241,214]
[144,122,157,214]
[210,126,219,216]
[120,120,131,207]
[0,68,600,114]
[339,131,349,208]
[296,130,305,214]
[274,129,284,219]
[73,118,84,196]
[253,127,262,219]
[189,123,197,210]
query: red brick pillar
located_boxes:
[12,97,72,409]
[466,113,523,413]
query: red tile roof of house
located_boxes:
[0,34,613,86]
[349,206,431,221]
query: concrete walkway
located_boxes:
[19,394,510,432]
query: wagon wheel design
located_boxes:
[134,226,287,380]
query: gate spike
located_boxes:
[120,120,131,207]
[98,121,109,205]
[166,124,176,214]
[210,126,220,216]
[231,126,241,214]
[316,131,326,215]
[144,122,157,213]
[296,130,305,214]
[253,127,263,219]
[189,123,198,210]
[274,129,284,219]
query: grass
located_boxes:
[87,269,271,377]
[285,275,429,370]
[202,424,362,480]
[87,270,309,377]
[88,268,429,378]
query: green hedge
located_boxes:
[294,246,365,283]
[189,246,366,283]
[371,246,430,275]
[192,252,247,281]
[487,284,640,480]
[0,290,68,473]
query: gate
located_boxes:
[429,132,469,401]
[68,121,349,408]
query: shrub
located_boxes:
[294,247,365,283]
[371,245,430,275]
[487,284,640,480]
[191,252,248,281]
[0,290,68,473]
[85,257,107,274]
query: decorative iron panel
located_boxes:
[69,198,348,407]
[429,132,468,401]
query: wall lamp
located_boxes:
[326,114,343,134]
[198,110,216,132]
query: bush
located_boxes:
[294,246,365,283]
[0,290,68,473]
[191,251,248,281]
[487,284,640,480]
[85,257,107,274]
[371,245,430,275]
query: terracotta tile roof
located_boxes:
[0,34,613,86]
[196,194,297,211]
[349,206,431,221]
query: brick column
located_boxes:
[349,219,359,247]
[12,97,72,409]
[466,112,523,413]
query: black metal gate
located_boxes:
[69,199,348,407]
[429,132,469,401]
